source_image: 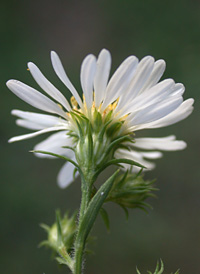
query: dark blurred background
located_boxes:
[1,0,200,273]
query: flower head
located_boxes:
[40,211,76,252]
[7,49,194,187]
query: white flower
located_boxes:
[7,49,194,188]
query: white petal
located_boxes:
[133,136,187,151]
[80,54,97,109]
[11,109,67,128]
[101,55,139,111]
[129,96,183,126]
[115,149,155,170]
[133,98,194,130]
[57,158,78,189]
[113,56,155,114]
[139,59,166,92]
[51,51,83,107]
[140,151,163,159]
[16,119,45,130]
[7,80,68,119]
[94,49,111,108]
[28,62,71,111]
[126,56,155,100]
[8,126,67,143]
[117,79,175,118]
[170,83,185,97]
[34,131,74,158]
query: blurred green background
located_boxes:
[1,0,200,273]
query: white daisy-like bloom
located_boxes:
[7,49,194,188]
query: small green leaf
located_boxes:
[75,169,120,246]
[38,240,50,248]
[136,168,144,178]
[86,122,93,162]
[119,205,129,220]
[70,110,84,121]
[56,210,63,246]
[31,150,79,169]
[106,135,132,155]
[73,168,78,180]
[93,108,103,131]
[40,223,50,233]
[106,121,122,136]
[104,110,113,124]
[74,119,84,141]
[83,169,119,239]
[173,270,180,274]
[115,169,129,189]
[62,146,75,152]
[107,158,145,169]
[156,260,164,274]
[136,260,179,274]
[98,120,112,141]
[96,158,145,177]
[136,267,142,274]
[100,207,110,232]
[56,256,69,266]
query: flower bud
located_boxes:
[40,211,77,252]
[106,171,156,212]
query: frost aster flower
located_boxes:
[7,49,194,188]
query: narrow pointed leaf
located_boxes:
[100,207,110,232]
[156,260,164,274]
[96,158,145,177]
[93,108,103,131]
[106,135,132,155]
[98,120,112,141]
[136,267,142,274]
[116,170,128,188]
[56,256,69,266]
[73,168,78,180]
[62,146,75,152]
[104,110,113,124]
[31,150,79,169]
[173,270,180,274]
[40,223,50,233]
[106,121,123,136]
[75,169,120,246]
[38,240,50,248]
[56,210,63,246]
[119,205,129,220]
[87,122,93,162]
[107,158,145,168]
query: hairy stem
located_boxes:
[73,174,93,274]
[73,170,119,274]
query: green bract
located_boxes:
[69,109,143,185]
[136,260,180,274]
[106,171,156,212]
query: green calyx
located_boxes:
[69,109,133,183]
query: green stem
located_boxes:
[78,180,91,224]
[73,170,119,274]
[73,174,93,274]
[73,233,85,274]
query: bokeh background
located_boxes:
[1,0,200,273]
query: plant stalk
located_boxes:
[73,173,93,274]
